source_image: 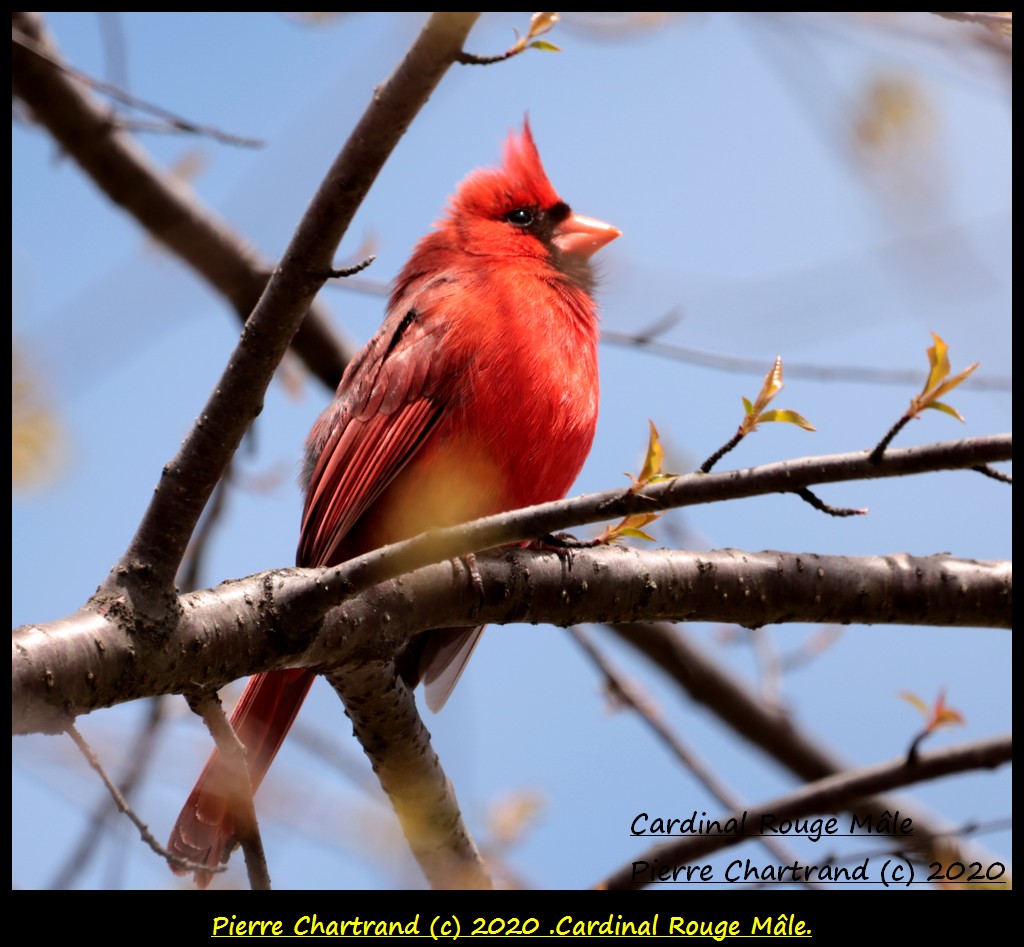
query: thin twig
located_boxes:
[870,416,912,464]
[791,486,868,517]
[187,693,271,890]
[327,255,377,279]
[11,25,262,146]
[11,12,352,393]
[65,722,222,878]
[600,329,1011,392]
[699,431,744,473]
[456,49,522,65]
[973,464,1011,484]
[50,698,168,888]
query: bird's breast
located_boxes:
[349,294,599,554]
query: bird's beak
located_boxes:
[553,214,621,260]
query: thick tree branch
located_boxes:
[288,436,1011,615]
[324,664,491,889]
[600,733,1012,889]
[13,547,1010,735]
[13,434,1011,736]
[237,435,1013,642]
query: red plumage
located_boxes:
[167,122,619,885]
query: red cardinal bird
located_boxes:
[167,122,619,885]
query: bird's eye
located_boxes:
[504,208,534,227]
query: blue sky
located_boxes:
[13,12,1011,890]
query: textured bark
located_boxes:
[325,664,491,889]
[13,547,1010,735]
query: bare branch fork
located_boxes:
[13,10,482,628]
[90,12,482,618]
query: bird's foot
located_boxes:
[455,552,485,602]
[532,532,601,551]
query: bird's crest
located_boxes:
[449,120,562,219]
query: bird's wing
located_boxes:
[298,290,488,713]
[298,296,461,568]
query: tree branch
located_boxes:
[13,546,1010,735]
[256,435,1015,641]
[567,627,825,888]
[50,697,168,888]
[599,328,1012,393]
[324,664,491,889]
[11,11,350,391]
[607,621,1004,876]
[13,12,482,620]
[186,692,270,890]
[600,733,1012,889]
[293,436,1011,614]
[11,22,262,146]
[64,722,220,879]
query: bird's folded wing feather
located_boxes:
[298,296,461,569]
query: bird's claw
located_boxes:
[456,552,485,601]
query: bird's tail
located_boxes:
[417,626,485,713]
[166,669,315,887]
